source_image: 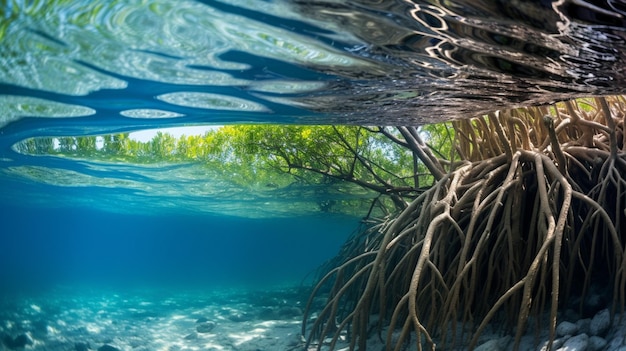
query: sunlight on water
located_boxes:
[2,0,625,134]
[120,109,185,119]
[0,0,368,121]
[0,95,95,127]
[2,0,626,215]
[156,92,270,112]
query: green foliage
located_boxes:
[420,122,456,161]
[13,124,456,213]
[213,125,418,190]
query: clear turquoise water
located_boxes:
[1,1,626,349]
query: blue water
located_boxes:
[2,0,626,350]
[0,180,360,348]
[0,205,358,290]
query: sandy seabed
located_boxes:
[0,284,310,351]
[2,284,625,351]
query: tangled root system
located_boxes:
[303,96,626,350]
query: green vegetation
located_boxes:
[15,125,454,213]
[15,96,626,351]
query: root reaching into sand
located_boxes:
[303,96,626,350]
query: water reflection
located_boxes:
[0,95,95,127]
[0,0,625,132]
[289,0,626,122]
[0,159,375,218]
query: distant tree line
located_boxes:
[15,125,455,212]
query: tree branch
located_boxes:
[397,126,446,181]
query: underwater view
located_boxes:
[1,0,626,350]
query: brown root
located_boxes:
[303,96,626,350]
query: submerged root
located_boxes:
[303,96,626,350]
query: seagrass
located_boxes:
[303,96,626,350]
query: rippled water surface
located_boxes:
[2,0,626,131]
[1,0,626,211]
[0,0,625,217]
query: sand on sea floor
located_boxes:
[3,285,625,351]
[0,285,310,351]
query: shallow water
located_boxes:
[1,1,626,350]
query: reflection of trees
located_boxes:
[15,137,55,155]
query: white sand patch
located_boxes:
[10,285,623,351]
[84,323,101,334]
[0,286,309,351]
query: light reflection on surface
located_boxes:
[2,0,626,216]
[2,0,626,130]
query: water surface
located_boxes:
[2,0,626,132]
[1,2,626,349]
